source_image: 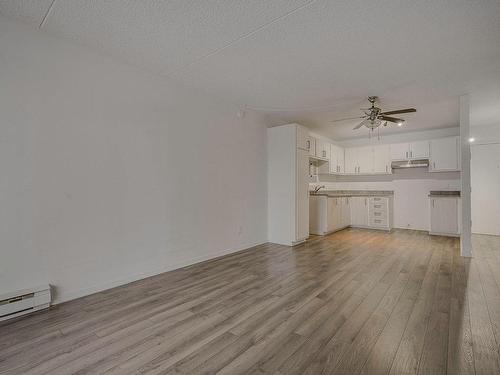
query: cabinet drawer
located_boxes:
[370,203,387,212]
[370,210,387,219]
[370,217,389,227]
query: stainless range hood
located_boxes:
[391,159,429,169]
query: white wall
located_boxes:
[470,123,500,236]
[0,19,268,303]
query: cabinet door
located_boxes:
[315,139,329,160]
[333,198,342,230]
[296,148,309,241]
[430,137,459,171]
[327,198,335,232]
[330,144,344,174]
[357,147,373,174]
[351,197,368,226]
[329,144,338,174]
[344,148,358,174]
[296,125,309,151]
[306,136,316,156]
[430,198,458,234]
[341,197,351,227]
[373,145,391,174]
[337,147,345,174]
[409,141,429,159]
[327,198,341,232]
[390,143,409,160]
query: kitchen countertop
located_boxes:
[428,190,461,197]
[310,190,394,198]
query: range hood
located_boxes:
[391,159,429,169]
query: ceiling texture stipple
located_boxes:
[1,0,500,140]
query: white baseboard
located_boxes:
[52,240,266,304]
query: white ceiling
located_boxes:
[2,0,500,140]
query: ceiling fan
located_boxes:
[330,96,416,130]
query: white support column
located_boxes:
[460,94,472,257]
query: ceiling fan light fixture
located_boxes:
[397,121,403,126]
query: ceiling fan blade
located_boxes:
[379,115,404,123]
[380,108,416,116]
[330,116,366,123]
[353,119,368,130]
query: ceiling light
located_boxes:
[468,137,475,143]
[397,121,403,126]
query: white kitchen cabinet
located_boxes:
[327,197,342,232]
[330,144,345,174]
[306,135,316,156]
[429,137,459,172]
[390,141,429,160]
[373,145,392,174]
[350,197,369,227]
[296,125,309,151]
[368,197,393,230]
[344,146,373,174]
[296,148,310,241]
[410,141,429,159]
[344,148,358,174]
[344,146,391,175]
[268,123,309,246]
[309,196,347,235]
[390,143,409,161]
[315,139,329,160]
[357,146,373,174]
[430,196,460,236]
[341,197,351,227]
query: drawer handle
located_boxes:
[374,205,381,208]
[374,212,381,216]
[375,219,381,223]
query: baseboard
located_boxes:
[52,240,266,304]
[429,232,460,238]
[472,231,500,237]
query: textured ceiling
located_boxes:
[1,0,500,140]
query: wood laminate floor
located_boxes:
[1,229,500,375]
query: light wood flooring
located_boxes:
[1,229,500,374]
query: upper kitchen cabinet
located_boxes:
[315,138,330,160]
[372,145,392,174]
[357,146,373,174]
[344,147,358,174]
[429,136,460,172]
[410,141,430,159]
[390,141,429,160]
[330,144,345,174]
[345,146,391,175]
[390,143,409,161]
[296,125,310,151]
[345,147,371,174]
[306,136,316,156]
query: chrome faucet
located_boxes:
[313,185,325,193]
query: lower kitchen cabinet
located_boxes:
[310,195,393,235]
[340,197,350,227]
[368,197,393,230]
[430,196,461,236]
[350,197,369,227]
[309,196,349,235]
[351,196,393,230]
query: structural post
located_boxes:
[460,94,472,257]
